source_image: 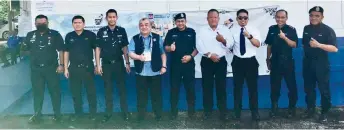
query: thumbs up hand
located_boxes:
[310,37,321,48]
[279,30,286,40]
[216,32,225,43]
[243,27,250,38]
[171,42,176,51]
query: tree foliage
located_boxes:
[0,0,10,22]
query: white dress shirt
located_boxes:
[196,25,234,58]
[230,24,261,58]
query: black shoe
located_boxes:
[89,115,96,121]
[203,112,211,120]
[234,110,241,120]
[287,108,296,118]
[301,108,315,119]
[170,113,177,120]
[269,103,278,118]
[101,114,112,123]
[69,115,81,122]
[251,111,260,121]
[318,113,328,123]
[219,113,229,121]
[121,112,129,121]
[28,114,42,124]
[137,113,145,122]
[52,115,62,123]
[188,111,195,119]
[155,115,162,121]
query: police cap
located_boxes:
[309,6,324,14]
[174,13,186,21]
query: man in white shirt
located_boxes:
[196,9,233,121]
[230,9,261,121]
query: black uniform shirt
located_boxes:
[302,23,337,59]
[163,27,196,63]
[265,24,298,59]
[64,30,97,65]
[96,26,129,61]
[24,29,64,65]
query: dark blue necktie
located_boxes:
[240,27,246,55]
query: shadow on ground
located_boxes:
[1,107,344,129]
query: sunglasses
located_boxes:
[238,16,248,20]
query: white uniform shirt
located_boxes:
[230,24,261,58]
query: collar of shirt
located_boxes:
[139,32,152,39]
[72,30,85,37]
[106,26,118,32]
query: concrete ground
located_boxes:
[1,108,344,129]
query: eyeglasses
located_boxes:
[238,16,248,20]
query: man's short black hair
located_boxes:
[208,9,219,15]
[106,9,118,17]
[72,15,85,23]
[35,14,48,21]
[275,9,288,17]
[236,9,248,16]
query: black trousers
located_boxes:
[0,49,9,64]
[170,62,195,114]
[232,56,259,112]
[102,61,128,115]
[9,47,19,64]
[30,65,61,116]
[303,57,331,113]
[136,75,162,117]
[69,65,97,115]
[200,57,227,113]
[270,58,298,108]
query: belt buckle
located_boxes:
[39,64,45,67]
[110,60,116,64]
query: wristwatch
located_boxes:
[162,66,167,69]
[126,62,130,65]
[248,34,253,40]
[59,64,64,66]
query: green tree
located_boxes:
[0,0,10,22]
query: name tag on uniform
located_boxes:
[143,51,151,61]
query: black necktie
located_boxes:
[240,28,246,55]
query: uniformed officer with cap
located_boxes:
[23,14,64,123]
[164,13,198,119]
[265,9,298,118]
[95,9,131,122]
[302,6,338,122]
[64,15,97,122]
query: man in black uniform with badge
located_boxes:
[302,6,338,122]
[265,9,298,118]
[95,9,131,123]
[22,14,64,123]
[63,15,97,122]
[164,13,198,119]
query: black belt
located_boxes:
[33,63,54,68]
[103,59,122,64]
[73,63,91,68]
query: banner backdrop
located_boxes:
[26,4,280,78]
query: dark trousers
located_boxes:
[136,75,162,117]
[30,65,61,116]
[232,56,259,112]
[69,65,97,115]
[10,47,19,64]
[0,48,9,64]
[200,57,227,113]
[270,58,298,108]
[102,61,128,115]
[170,62,195,114]
[303,58,331,113]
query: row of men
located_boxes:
[22,6,337,124]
